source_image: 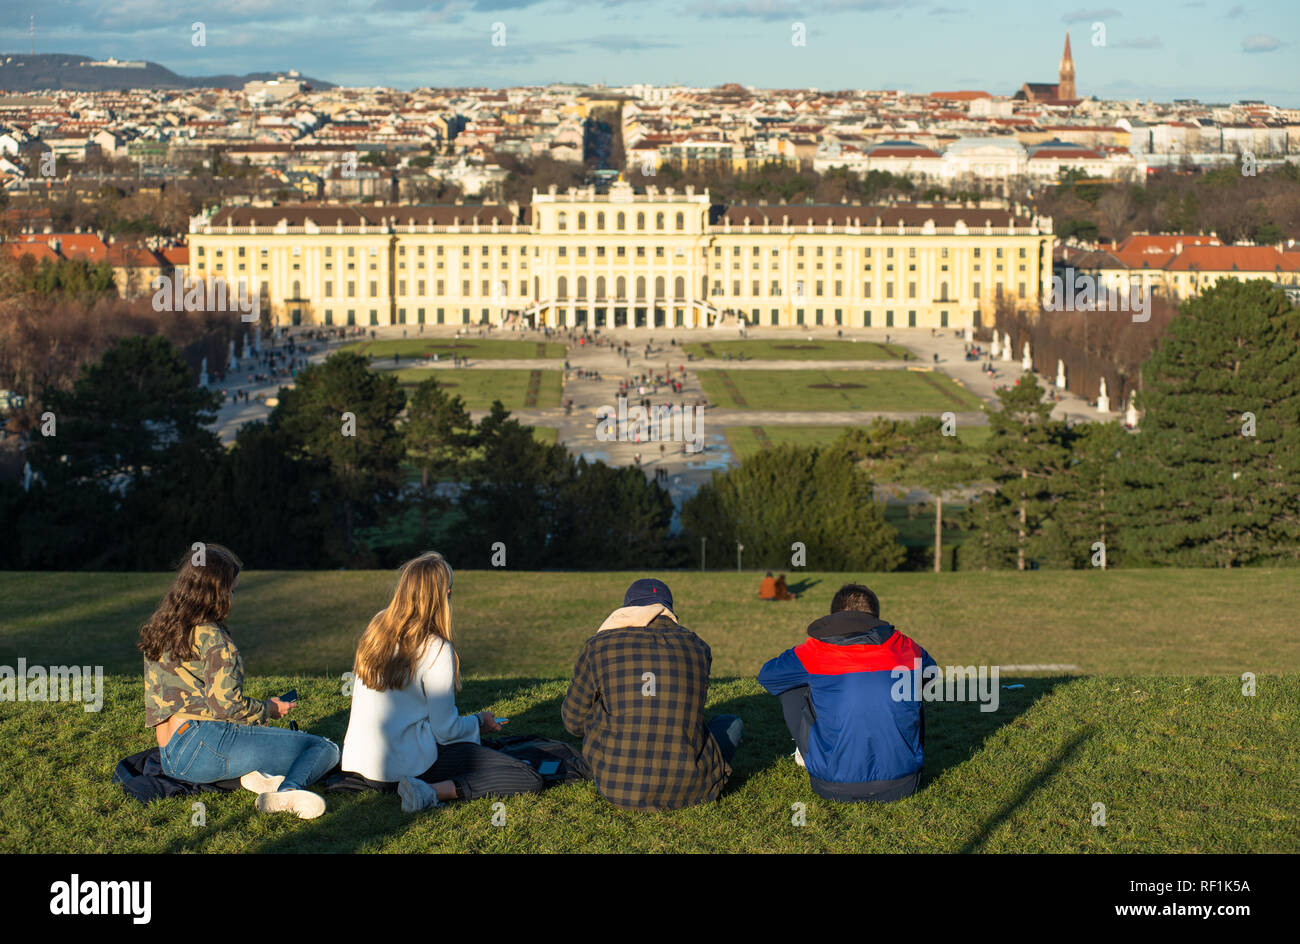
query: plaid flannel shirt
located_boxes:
[562,614,730,811]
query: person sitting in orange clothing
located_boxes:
[758,572,778,600]
[774,574,796,601]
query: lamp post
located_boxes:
[736,541,744,572]
[701,536,707,571]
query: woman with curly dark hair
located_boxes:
[140,543,339,819]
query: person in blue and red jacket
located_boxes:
[758,583,936,803]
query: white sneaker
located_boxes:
[240,771,285,794]
[255,789,326,819]
[793,748,806,768]
[398,776,440,813]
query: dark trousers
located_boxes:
[418,741,545,801]
[706,714,742,764]
[778,686,920,804]
[330,742,544,801]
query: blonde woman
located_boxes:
[339,552,543,811]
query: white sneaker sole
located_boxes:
[240,771,285,794]
[397,776,439,813]
[255,789,326,819]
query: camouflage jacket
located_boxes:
[143,622,269,728]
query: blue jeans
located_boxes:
[160,720,339,792]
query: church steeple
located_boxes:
[1058,32,1076,101]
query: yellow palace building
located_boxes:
[187,179,1054,330]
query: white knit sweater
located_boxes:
[341,639,480,782]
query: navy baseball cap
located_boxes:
[624,578,673,610]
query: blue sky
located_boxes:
[3,0,1297,104]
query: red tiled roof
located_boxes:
[1165,246,1300,272]
[106,244,163,268]
[3,242,59,263]
[10,233,108,261]
[1117,234,1221,253]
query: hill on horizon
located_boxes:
[0,53,334,92]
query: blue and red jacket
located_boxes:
[758,610,935,797]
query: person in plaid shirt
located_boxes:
[562,578,742,811]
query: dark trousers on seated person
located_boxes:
[335,742,545,801]
[778,686,919,803]
[706,714,742,764]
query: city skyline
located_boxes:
[1,0,1297,106]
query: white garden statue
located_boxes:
[199,357,209,387]
[1021,341,1032,372]
[1097,377,1110,413]
[1056,359,1066,389]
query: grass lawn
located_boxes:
[699,368,984,411]
[724,424,991,461]
[386,367,562,410]
[2,570,1296,853]
[342,338,565,359]
[682,339,906,361]
[724,425,854,460]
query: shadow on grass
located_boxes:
[785,578,822,597]
[249,679,573,854]
[712,675,1073,797]
[923,676,1073,786]
[959,722,1094,853]
[243,674,1075,850]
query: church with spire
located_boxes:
[1015,33,1080,105]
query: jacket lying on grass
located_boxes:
[113,748,241,805]
[758,610,935,799]
[562,608,729,811]
[143,622,269,728]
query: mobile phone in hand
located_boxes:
[494,717,509,725]
[279,689,298,703]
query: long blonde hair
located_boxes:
[354,551,459,692]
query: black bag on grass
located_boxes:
[483,735,591,786]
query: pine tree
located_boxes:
[403,375,474,547]
[270,351,407,559]
[838,417,987,572]
[964,374,1072,570]
[681,444,904,572]
[1039,421,1128,569]
[1120,279,1300,566]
